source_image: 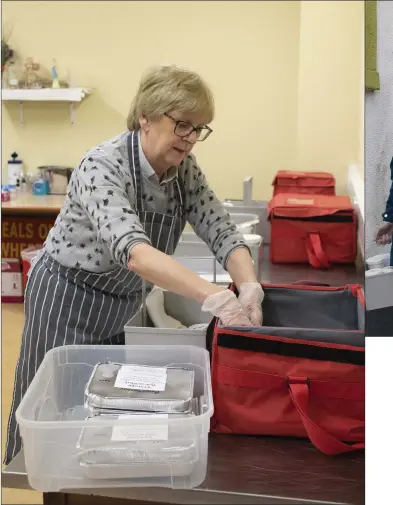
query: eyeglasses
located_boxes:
[164,113,213,142]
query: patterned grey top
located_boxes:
[44,131,250,274]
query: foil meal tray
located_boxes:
[84,362,195,413]
[76,413,198,468]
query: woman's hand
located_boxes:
[238,282,264,325]
[201,290,252,326]
[375,222,393,245]
[225,248,264,325]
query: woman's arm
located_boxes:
[128,243,253,326]
[128,243,224,304]
[226,247,264,325]
[383,157,393,222]
[226,247,258,288]
[376,157,393,245]
[181,154,252,270]
[129,243,262,312]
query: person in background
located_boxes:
[4,64,264,465]
[375,156,393,265]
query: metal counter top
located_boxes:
[3,434,364,505]
[1,194,65,215]
[2,250,364,504]
[260,245,363,285]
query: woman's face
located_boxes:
[139,112,207,174]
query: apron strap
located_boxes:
[174,175,186,217]
[127,131,143,212]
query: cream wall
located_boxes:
[296,0,364,189]
[2,0,363,200]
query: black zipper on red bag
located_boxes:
[273,214,353,223]
[217,332,364,365]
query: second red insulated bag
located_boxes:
[268,194,357,268]
[272,170,336,196]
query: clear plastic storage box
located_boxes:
[16,345,213,492]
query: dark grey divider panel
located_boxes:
[261,287,360,330]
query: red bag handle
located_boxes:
[305,233,331,269]
[287,377,364,455]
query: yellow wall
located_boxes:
[296,0,365,184]
[2,0,363,200]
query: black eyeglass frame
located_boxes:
[164,113,213,141]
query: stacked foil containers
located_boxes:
[78,362,201,479]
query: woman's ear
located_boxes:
[139,114,149,131]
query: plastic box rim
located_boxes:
[15,344,214,428]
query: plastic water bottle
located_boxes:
[32,176,48,195]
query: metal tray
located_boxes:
[87,397,201,418]
[80,459,197,480]
[77,415,198,466]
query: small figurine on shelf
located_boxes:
[21,57,42,89]
[7,61,19,89]
[51,59,60,88]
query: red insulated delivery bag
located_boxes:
[268,194,357,268]
[208,282,365,456]
[272,170,336,196]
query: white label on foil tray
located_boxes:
[111,414,169,441]
[114,365,167,392]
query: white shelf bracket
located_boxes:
[69,102,75,125]
[18,101,24,125]
[2,88,92,125]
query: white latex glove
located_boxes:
[238,282,264,326]
[201,290,252,326]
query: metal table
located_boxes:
[259,246,364,286]
[3,434,364,505]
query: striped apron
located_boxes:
[4,131,187,465]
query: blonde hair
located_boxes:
[127,64,215,131]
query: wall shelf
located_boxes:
[1,87,92,125]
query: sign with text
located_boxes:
[1,216,56,303]
[1,217,56,260]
